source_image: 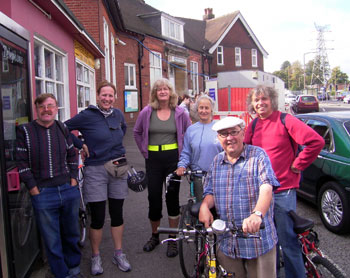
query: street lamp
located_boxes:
[303,51,317,91]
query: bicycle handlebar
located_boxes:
[157,219,263,239]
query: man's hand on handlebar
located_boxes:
[242,214,262,234]
[175,167,186,176]
[199,203,214,228]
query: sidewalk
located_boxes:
[31,124,190,278]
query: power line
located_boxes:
[129,35,209,78]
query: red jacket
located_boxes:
[244,111,324,193]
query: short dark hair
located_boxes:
[97,80,117,95]
[34,93,57,106]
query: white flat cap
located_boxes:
[212,117,245,132]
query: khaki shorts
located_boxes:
[83,165,128,202]
[217,246,276,278]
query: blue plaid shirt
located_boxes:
[203,144,280,259]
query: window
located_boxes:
[252,49,258,67]
[76,59,96,112]
[190,61,199,94]
[103,17,110,82]
[111,32,116,86]
[235,47,241,67]
[149,51,162,87]
[217,46,224,65]
[306,119,333,151]
[34,38,68,121]
[124,63,136,89]
[161,15,184,43]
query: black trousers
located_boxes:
[145,149,180,221]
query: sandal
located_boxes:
[166,240,178,257]
[143,235,160,252]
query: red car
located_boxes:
[292,95,319,113]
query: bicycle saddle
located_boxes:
[288,210,314,234]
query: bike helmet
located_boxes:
[127,166,148,192]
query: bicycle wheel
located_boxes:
[179,201,203,278]
[12,185,33,249]
[311,255,346,278]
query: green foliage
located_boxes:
[273,59,348,90]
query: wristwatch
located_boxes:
[252,210,263,218]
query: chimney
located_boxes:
[203,8,215,20]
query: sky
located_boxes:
[146,0,350,76]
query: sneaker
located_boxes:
[166,241,178,257]
[91,255,103,276]
[112,253,131,272]
[143,235,160,252]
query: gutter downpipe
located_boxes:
[138,35,145,109]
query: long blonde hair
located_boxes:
[149,78,178,110]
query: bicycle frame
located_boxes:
[298,230,323,278]
[158,219,261,278]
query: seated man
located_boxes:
[199,117,280,278]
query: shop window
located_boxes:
[76,60,95,112]
[34,38,68,121]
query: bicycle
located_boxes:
[158,215,263,278]
[77,163,87,247]
[287,210,346,278]
[165,170,207,277]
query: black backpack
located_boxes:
[251,113,302,156]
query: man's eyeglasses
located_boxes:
[218,129,242,138]
[37,104,56,110]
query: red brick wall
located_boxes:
[211,18,264,75]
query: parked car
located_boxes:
[292,95,319,113]
[285,94,296,105]
[343,95,350,104]
[336,91,350,101]
[296,111,350,234]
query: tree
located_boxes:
[329,67,349,87]
[289,61,303,91]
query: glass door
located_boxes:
[0,22,40,278]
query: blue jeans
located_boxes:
[31,183,81,278]
[274,189,305,278]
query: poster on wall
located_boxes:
[124,90,138,112]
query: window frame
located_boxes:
[190,61,199,94]
[124,63,137,90]
[103,17,110,82]
[34,36,69,121]
[252,49,258,67]
[111,32,116,86]
[149,51,162,87]
[161,15,184,43]
[217,46,224,65]
[304,118,334,152]
[235,47,242,67]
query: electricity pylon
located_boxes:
[310,23,331,90]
